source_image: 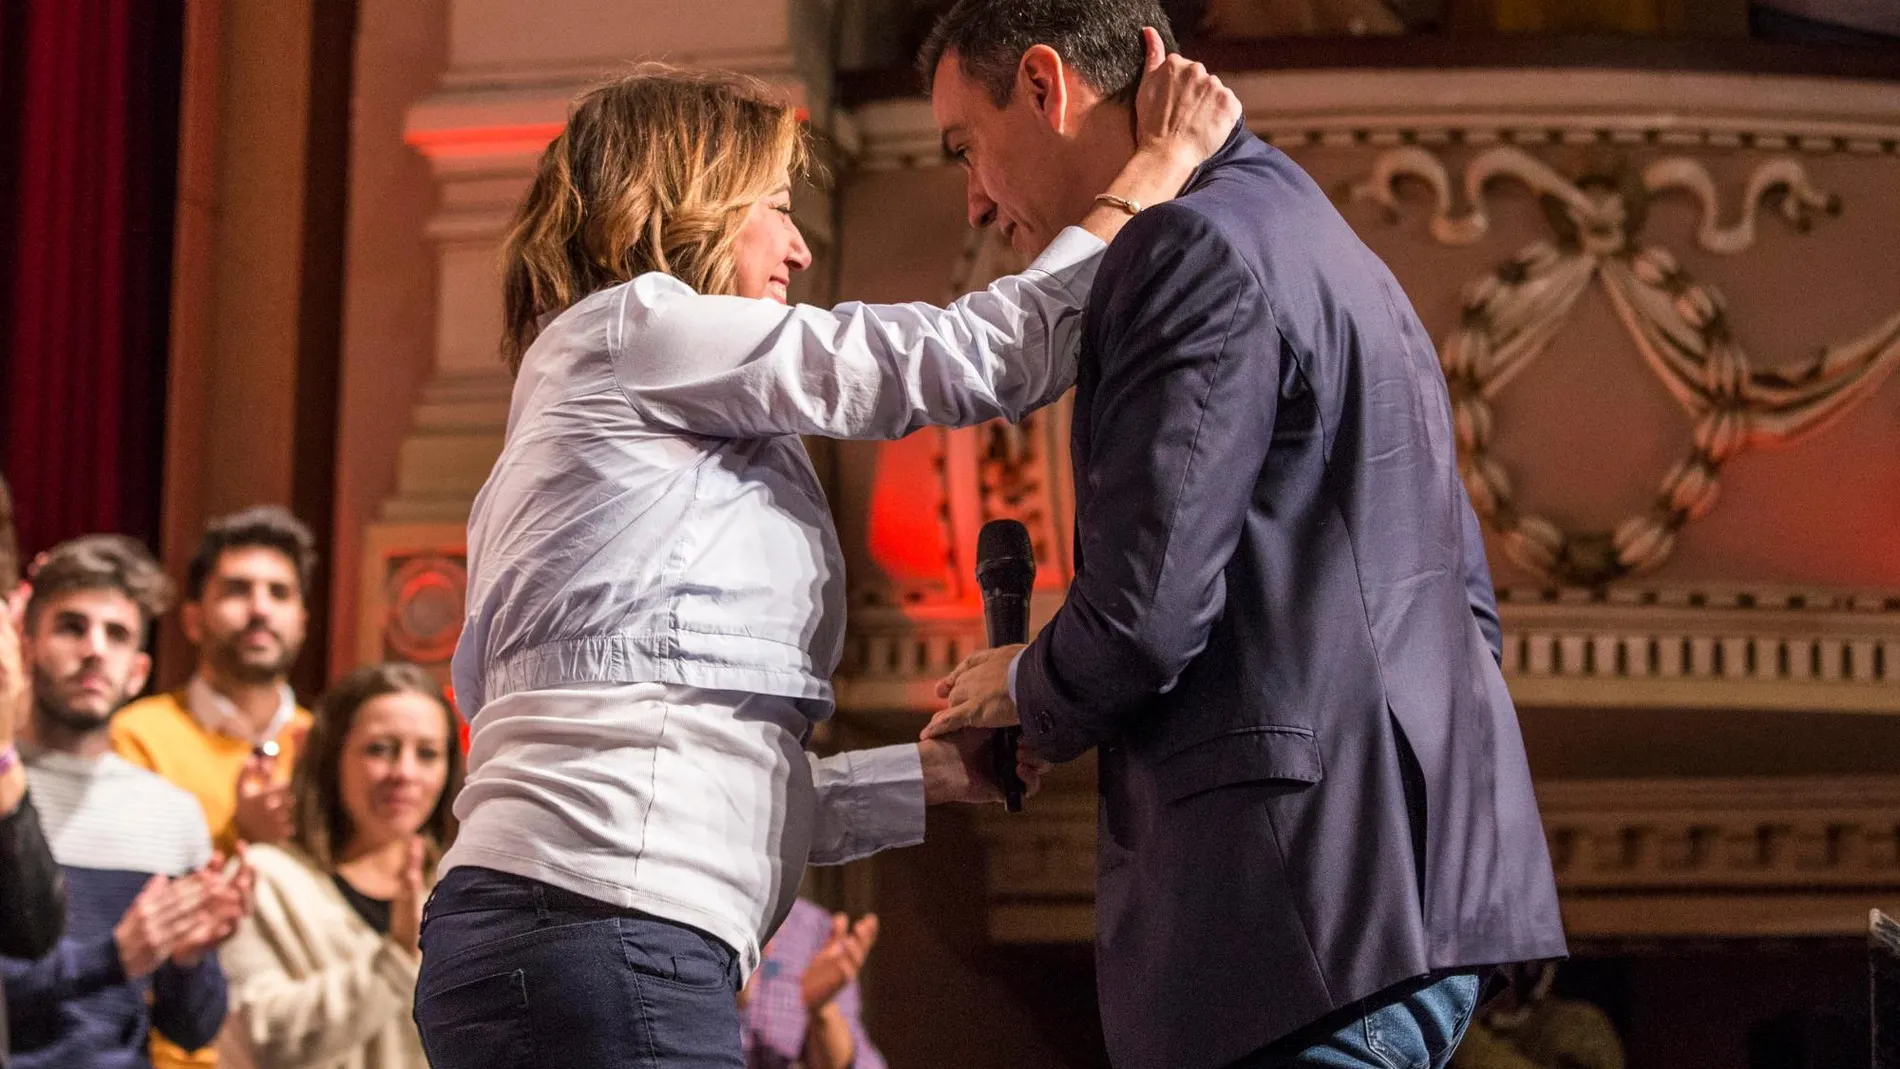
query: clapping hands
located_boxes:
[799,912,878,1013]
[233,737,300,846]
[113,848,255,975]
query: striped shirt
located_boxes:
[27,750,212,874]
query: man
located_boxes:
[918,5,1568,1069]
[0,476,67,1068]
[3,535,251,1069]
[112,506,316,855]
[739,902,884,1069]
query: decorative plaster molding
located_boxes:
[966,775,1900,944]
[1349,146,1840,255]
[355,522,469,686]
[1498,586,1900,713]
[380,371,513,524]
[848,68,1900,170]
[1348,145,1900,585]
[1542,777,1900,891]
[836,584,1900,716]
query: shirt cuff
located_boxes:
[1007,650,1022,704]
[1023,226,1107,304]
[822,745,926,859]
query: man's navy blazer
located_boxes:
[1013,128,1568,1069]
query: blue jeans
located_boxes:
[1228,970,1485,1069]
[413,866,745,1069]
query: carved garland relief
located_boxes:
[1351,146,1900,586]
[947,228,1076,587]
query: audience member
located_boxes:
[0,475,67,1068]
[113,506,317,853]
[3,535,251,1069]
[739,901,884,1069]
[218,662,461,1069]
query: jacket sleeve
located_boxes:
[1014,206,1281,764]
[1458,482,1505,666]
[2,932,125,1022]
[150,953,229,1052]
[611,229,1104,440]
[0,794,66,959]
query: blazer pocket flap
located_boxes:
[1157,727,1322,804]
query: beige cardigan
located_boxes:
[216,844,429,1069]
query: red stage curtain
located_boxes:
[0,0,182,562]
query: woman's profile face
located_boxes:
[732,170,813,303]
[337,690,451,850]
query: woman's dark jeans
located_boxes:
[414,866,745,1069]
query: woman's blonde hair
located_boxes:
[500,63,813,373]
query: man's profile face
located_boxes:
[931,50,1091,259]
[184,546,307,685]
[25,588,151,731]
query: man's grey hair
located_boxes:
[917,0,1178,109]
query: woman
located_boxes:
[415,37,1239,1069]
[218,663,463,1069]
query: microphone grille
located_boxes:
[976,519,1035,565]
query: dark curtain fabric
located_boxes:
[0,0,183,563]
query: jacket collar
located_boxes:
[1181,119,1256,197]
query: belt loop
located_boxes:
[532,883,550,923]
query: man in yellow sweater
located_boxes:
[112,506,317,1069]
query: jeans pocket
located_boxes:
[1434,972,1483,1065]
[1362,998,1431,1069]
[618,915,734,991]
[1363,972,1483,1069]
[414,968,536,1069]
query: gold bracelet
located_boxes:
[1093,193,1141,216]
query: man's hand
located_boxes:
[921,644,1023,740]
[800,912,878,1012]
[233,753,293,845]
[919,728,1050,805]
[169,848,256,966]
[115,875,198,978]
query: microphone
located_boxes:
[975,519,1035,813]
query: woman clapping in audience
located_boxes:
[217,663,463,1069]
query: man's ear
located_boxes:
[181,601,203,646]
[1016,44,1070,133]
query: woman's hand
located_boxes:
[389,837,426,957]
[1082,29,1241,242]
[919,728,1052,805]
[1130,27,1242,175]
